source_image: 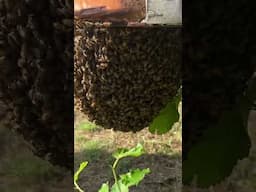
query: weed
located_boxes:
[74,144,150,192]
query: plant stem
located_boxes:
[112,158,122,192]
[74,181,85,192]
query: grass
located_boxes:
[75,123,181,163]
[4,156,53,178]
[77,120,99,131]
[81,141,109,162]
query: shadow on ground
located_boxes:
[75,148,182,192]
[0,125,73,192]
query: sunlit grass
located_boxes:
[76,120,98,131]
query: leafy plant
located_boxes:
[183,75,256,187]
[149,88,181,134]
[74,144,150,192]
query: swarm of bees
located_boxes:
[0,0,73,170]
[74,20,181,132]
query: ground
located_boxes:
[0,123,73,192]
[75,102,256,192]
[1,104,254,192]
[74,103,182,192]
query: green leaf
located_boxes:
[112,143,145,160]
[74,161,88,183]
[110,168,150,192]
[183,74,256,187]
[111,181,129,192]
[119,168,150,187]
[99,183,109,192]
[183,108,251,187]
[149,92,181,134]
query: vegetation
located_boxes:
[183,74,256,187]
[74,144,150,192]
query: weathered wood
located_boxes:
[76,7,133,21]
[75,6,107,17]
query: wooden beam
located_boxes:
[75,7,135,21]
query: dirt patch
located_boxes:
[76,150,181,192]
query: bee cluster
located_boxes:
[74,20,181,132]
[0,0,73,170]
